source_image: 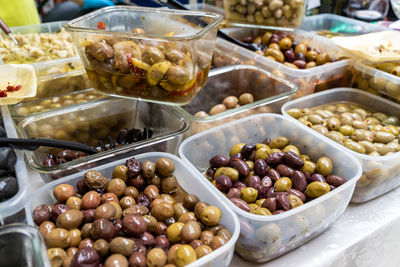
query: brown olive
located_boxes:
[104,254,129,267]
[209,104,227,115]
[181,221,202,243]
[53,184,76,203]
[120,196,136,209]
[222,96,239,109]
[316,52,330,65]
[124,186,139,198]
[94,203,116,220]
[143,185,160,201]
[100,193,119,204]
[39,221,55,236]
[45,228,70,248]
[107,178,126,197]
[69,229,82,247]
[152,202,174,221]
[200,231,214,246]
[156,158,175,177]
[129,252,146,267]
[239,93,254,105]
[142,161,156,179]
[195,245,212,259]
[161,176,178,193]
[66,197,82,210]
[112,165,128,182]
[109,237,135,256]
[84,170,108,189]
[93,239,110,258]
[81,191,101,210]
[56,209,83,230]
[48,248,66,267]
[210,236,227,250]
[194,201,209,219]
[147,248,167,267]
[183,194,199,211]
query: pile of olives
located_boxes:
[0,117,18,202]
[194,93,255,117]
[42,127,153,167]
[82,27,209,104]
[206,136,346,215]
[374,62,400,77]
[287,102,400,156]
[13,90,105,116]
[32,157,231,267]
[243,31,339,69]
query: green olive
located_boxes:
[214,167,239,182]
[282,145,300,155]
[308,114,324,125]
[339,113,354,125]
[252,207,272,216]
[294,43,307,55]
[316,52,330,65]
[301,160,316,174]
[174,245,197,267]
[306,61,317,69]
[230,143,245,156]
[365,117,380,126]
[262,32,272,46]
[200,206,221,226]
[359,141,377,154]
[374,131,395,143]
[316,157,333,176]
[327,117,341,131]
[167,222,185,244]
[312,125,329,136]
[240,187,258,203]
[268,43,280,50]
[327,131,345,145]
[255,147,271,160]
[265,48,285,63]
[279,37,292,50]
[382,125,399,136]
[300,154,310,161]
[288,194,303,209]
[274,177,292,192]
[378,143,396,155]
[372,112,388,121]
[382,116,399,126]
[305,50,318,61]
[269,136,290,149]
[286,108,303,119]
[352,120,368,130]
[351,129,374,142]
[305,182,331,198]
[246,161,254,170]
[344,140,366,154]
[256,198,266,207]
[339,125,354,136]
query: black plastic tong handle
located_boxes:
[0,138,99,155]
[161,0,258,51]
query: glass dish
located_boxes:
[65,6,223,105]
[282,88,400,203]
[26,152,240,267]
[173,64,297,137]
[10,88,106,123]
[179,114,362,262]
[14,98,188,182]
[223,0,306,30]
[0,224,50,266]
[353,59,400,103]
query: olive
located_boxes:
[274,177,292,192]
[195,245,212,259]
[112,165,128,182]
[104,254,129,267]
[294,43,307,55]
[316,52,330,65]
[222,96,239,109]
[48,248,66,267]
[109,237,135,256]
[265,48,285,63]
[269,136,290,149]
[214,167,239,182]
[84,170,108,190]
[200,206,221,226]
[45,228,70,248]
[288,194,303,209]
[39,221,55,236]
[344,140,366,153]
[279,37,292,50]
[339,125,354,136]
[301,160,316,174]
[305,61,317,68]
[174,245,197,267]
[181,221,202,243]
[56,209,83,230]
[166,222,185,244]
[305,182,331,198]
[156,158,175,177]
[194,111,208,117]
[53,184,76,203]
[286,108,303,119]
[316,157,333,176]
[93,239,110,258]
[306,50,318,61]
[239,93,255,105]
[374,131,395,143]
[183,194,199,211]
[209,104,227,115]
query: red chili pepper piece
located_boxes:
[170,71,202,96]
[97,22,106,30]
[0,91,7,97]
[15,84,22,91]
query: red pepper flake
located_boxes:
[0,91,7,98]
[6,84,22,92]
[170,71,203,96]
[97,22,106,30]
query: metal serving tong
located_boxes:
[157,0,259,51]
[0,18,18,45]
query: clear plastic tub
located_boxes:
[9,88,106,123]
[223,0,306,30]
[173,64,297,137]
[301,14,385,38]
[217,29,352,98]
[0,224,50,266]
[281,88,400,203]
[14,98,188,182]
[0,106,31,223]
[0,21,80,68]
[65,6,222,106]
[353,59,400,103]
[179,114,362,262]
[26,152,240,267]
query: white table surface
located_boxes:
[26,164,400,267]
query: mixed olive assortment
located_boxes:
[0,118,18,202]
[194,93,255,117]
[225,0,305,28]
[82,27,210,104]
[242,31,340,69]
[287,102,400,156]
[33,157,231,267]
[205,136,346,215]
[42,127,154,167]
[13,90,105,116]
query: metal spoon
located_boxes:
[0,18,18,45]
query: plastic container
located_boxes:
[14,98,188,182]
[353,59,400,103]
[26,152,240,267]
[65,6,223,106]
[0,21,80,67]
[282,88,400,203]
[179,114,362,262]
[0,106,31,224]
[9,88,106,123]
[0,224,50,266]
[301,14,386,38]
[173,64,297,137]
[217,28,353,98]
[222,0,306,30]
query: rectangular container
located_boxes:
[173,64,297,137]
[179,114,362,262]
[0,21,80,68]
[9,88,106,123]
[222,0,306,30]
[0,224,50,266]
[217,28,353,98]
[0,106,31,223]
[65,6,222,106]
[301,14,385,38]
[353,59,400,103]
[14,98,188,182]
[282,88,400,203]
[26,152,240,267]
